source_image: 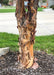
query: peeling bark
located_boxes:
[16,0,39,68]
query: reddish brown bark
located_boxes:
[16,0,39,69]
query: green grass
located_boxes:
[0,9,16,13]
[0,7,45,13]
[0,32,54,55]
[38,7,45,11]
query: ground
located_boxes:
[0,11,54,36]
[0,51,54,75]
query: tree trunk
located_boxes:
[16,0,39,69]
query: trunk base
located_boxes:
[18,57,39,69]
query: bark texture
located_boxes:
[16,0,39,68]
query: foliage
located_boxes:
[0,0,9,5]
[42,0,47,3]
[50,5,54,10]
[0,32,54,55]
